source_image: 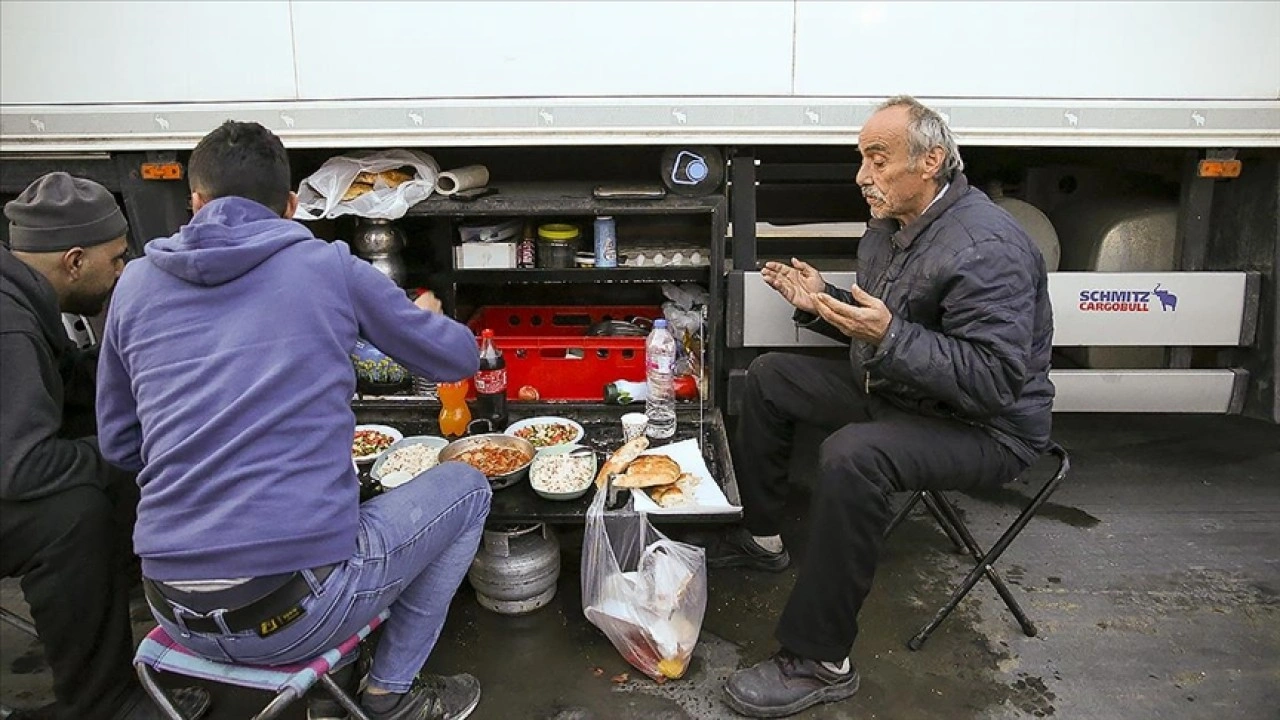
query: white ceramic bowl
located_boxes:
[371,435,449,489]
[352,424,403,464]
[503,416,586,452]
[529,445,598,501]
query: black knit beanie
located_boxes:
[5,172,128,252]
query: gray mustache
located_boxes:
[862,187,886,202]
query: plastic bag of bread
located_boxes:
[294,149,440,221]
[581,482,707,681]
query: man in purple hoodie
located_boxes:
[96,121,492,720]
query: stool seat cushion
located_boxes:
[134,610,388,695]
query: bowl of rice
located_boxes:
[371,436,448,489]
[529,444,597,501]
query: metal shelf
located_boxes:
[448,267,710,284]
[405,182,723,217]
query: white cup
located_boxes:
[621,412,649,441]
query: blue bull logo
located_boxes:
[1152,283,1177,311]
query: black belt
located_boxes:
[144,564,337,637]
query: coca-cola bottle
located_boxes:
[473,329,508,430]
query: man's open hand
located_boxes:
[762,258,826,313]
[810,284,892,344]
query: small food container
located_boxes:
[371,435,449,489]
[529,445,597,501]
[536,224,580,269]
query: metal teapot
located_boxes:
[351,218,408,287]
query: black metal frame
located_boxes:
[136,661,372,720]
[884,443,1071,650]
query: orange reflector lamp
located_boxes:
[1197,159,1241,178]
[140,162,183,180]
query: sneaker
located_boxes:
[705,527,791,572]
[307,661,360,719]
[723,650,860,718]
[363,673,481,720]
[115,686,212,720]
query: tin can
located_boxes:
[517,223,536,268]
[593,216,617,268]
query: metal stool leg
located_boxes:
[136,664,188,720]
[885,492,966,552]
[908,445,1071,650]
[909,493,1034,650]
[0,607,37,638]
[2,607,40,718]
[919,492,969,553]
[319,672,373,720]
[884,491,923,538]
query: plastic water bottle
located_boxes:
[644,319,678,439]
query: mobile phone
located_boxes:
[451,187,497,202]
[593,183,667,200]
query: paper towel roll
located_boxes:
[435,165,490,196]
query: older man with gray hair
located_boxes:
[711,96,1055,717]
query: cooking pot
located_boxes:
[438,433,535,490]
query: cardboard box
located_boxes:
[455,242,517,269]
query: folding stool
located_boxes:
[134,609,389,720]
[884,443,1071,650]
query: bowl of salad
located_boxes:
[503,416,585,453]
[352,424,402,464]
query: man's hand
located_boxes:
[810,284,893,344]
[761,258,826,313]
[413,290,442,314]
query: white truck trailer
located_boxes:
[2,1,1278,421]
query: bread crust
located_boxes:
[378,168,415,187]
[615,455,681,488]
[595,435,650,488]
[648,484,685,507]
[342,182,373,201]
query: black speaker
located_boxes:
[659,146,725,197]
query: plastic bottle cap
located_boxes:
[654,319,668,328]
[481,329,494,339]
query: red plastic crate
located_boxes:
[467,306,662,401]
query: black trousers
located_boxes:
[734,353,1027,662]
[1,478,140,720]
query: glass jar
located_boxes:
[536,223,580,269]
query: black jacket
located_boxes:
[0,247,108,501]
[799,173,1055,464]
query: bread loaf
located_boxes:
[595,435,650,488]
[648,484,685,507]
[615,455,681,488]
[342,182,374,202]
[378,168,415,187]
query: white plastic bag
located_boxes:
[581,485,707,680]
[293,149,440,221]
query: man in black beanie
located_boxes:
[0,172,210,720]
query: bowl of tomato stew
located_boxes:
[438,433,536,490]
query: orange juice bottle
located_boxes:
[437,379,472,438]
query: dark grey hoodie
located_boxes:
[0,246,109,501]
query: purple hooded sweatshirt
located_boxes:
[96,197,479,581]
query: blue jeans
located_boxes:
[154,461,491,693]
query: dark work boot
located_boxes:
[705,527,791,572]
[362,673,481,720]
[723,650,860,718]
